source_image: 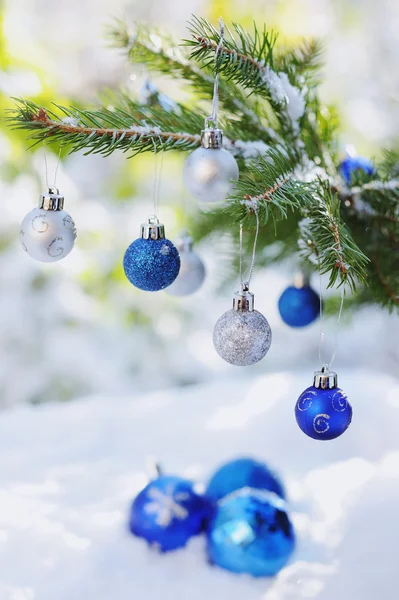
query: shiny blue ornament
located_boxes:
[123,217,180,291]
[129,475,212,552]
[207,489,295,577]
[207,457,285,502]
[295,367,353,440]
[278,285,320,328]
[339,156,374,185]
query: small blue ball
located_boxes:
[129,475,212,552]
[278,285,320,328]
[207,458,285,502]
[207,490,295,577]
[295,385,353,441]
[339,156,374,185]
[123,237,180,291]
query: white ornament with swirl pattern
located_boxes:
[19,188,76,263]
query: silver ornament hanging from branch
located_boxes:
[166,232,206,297]
[213,213,272,366]
[183,18,239,205]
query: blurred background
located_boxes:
[0,1,398,599]
[0,0,398,406]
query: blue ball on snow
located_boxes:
[207,457,285,502]
[206,488,295,577]
[129,475,212,552]
[123,237,180,292]
[339,156,374,185]
[278,285,320,328]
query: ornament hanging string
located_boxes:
[204,17,225,130]
[318,269,345,369]
[43,141,62,190]
[151,138,165,218]
[239,209,260,289]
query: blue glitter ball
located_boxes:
[295,385,353,440]
[207,458,285,502]
[278,285,320,328]
[123,237,180,291]
[206,489,295,577]
[339,156,374,185]
[128,475,212,552]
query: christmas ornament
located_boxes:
[295,365,352,440]
[206,488,295,577]
[183,20,238,204]
[278,274,320,327]
[19,187,76,262]
[129,474,212,552]
[183,127,239,203]
[339,155,374,185]
[165,232,206,296]
[207,457,285,502]
[123,216,180,291]
[213,283,272,366]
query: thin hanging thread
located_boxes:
[318,268,345,369]
[43,142,62,190]
[151,138,165,218]
[205,17,225,129]
[239,210,260,289]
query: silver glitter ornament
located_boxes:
[166,233,206,297]
[183,128,239,204]
[213,285,272,366]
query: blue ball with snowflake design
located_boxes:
[123,217,180,291]
[129,475,212,552]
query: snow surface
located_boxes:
[0,369,398,600]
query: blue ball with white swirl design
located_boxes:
[295,385,352,440]
[123,237,180,291]
[128,475,212,552]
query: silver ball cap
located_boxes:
[39,187,64,211]
[232,283,254,312]
[313,364,338,389]
[140,215,165,240]
[201,128,223,149]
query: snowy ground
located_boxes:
[0,369,398,600]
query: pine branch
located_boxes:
[7,99,202,156]
[109,20,278,144]
[299,181,369,290]
[230,150,315,224]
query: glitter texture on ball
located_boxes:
[183,147,239,204]
[20,207,77,263]
[295,385,353,440]
[213,309,272,367]
[123,237,180,292]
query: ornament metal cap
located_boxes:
[201,127,223,149]
[313,364,338,389]
[233,283,254,312]
[39,187,64,211]
[175,231,193,253]
[140,215,165,240]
